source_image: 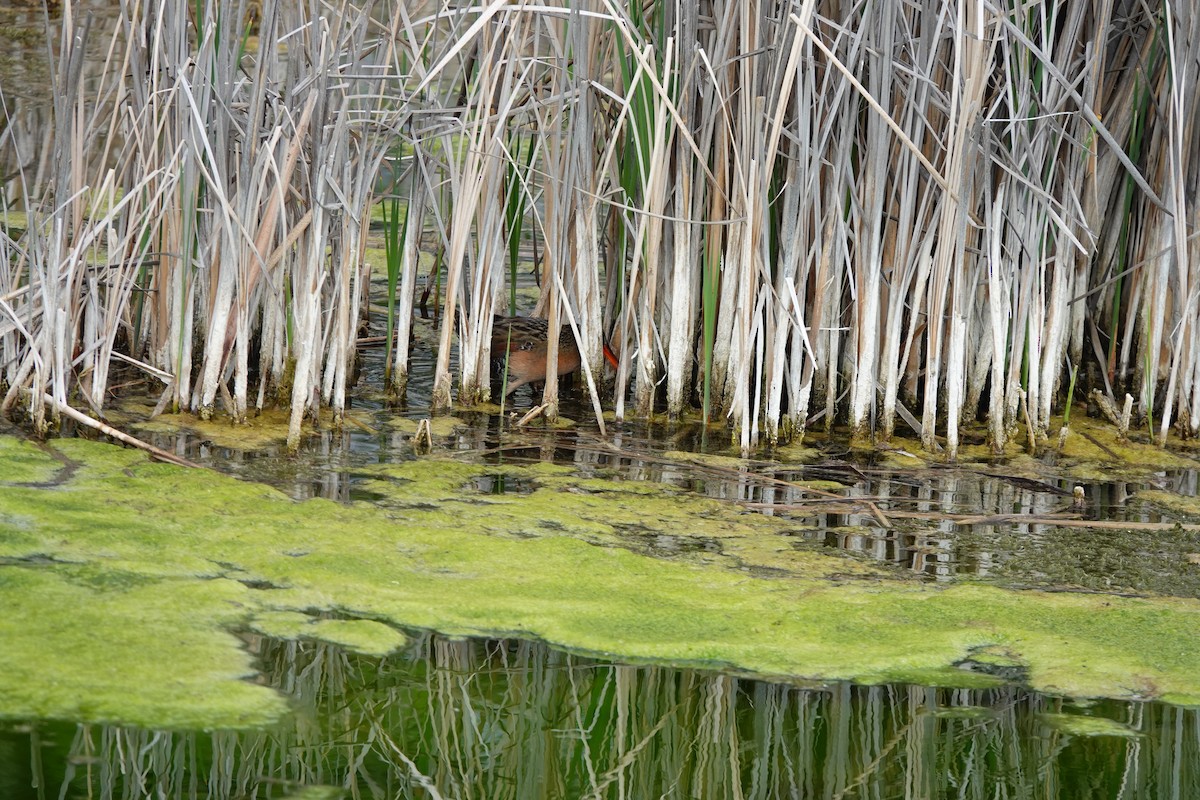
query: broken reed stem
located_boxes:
[34,391,199,469]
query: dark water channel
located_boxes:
[2,632,1197,800]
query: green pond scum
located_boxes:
[1038,712,1144,738]
[2,433,1200,730]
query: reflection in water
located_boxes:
[3,633,1197,799]
[121,274,1199,593]
[138,415,1200,595]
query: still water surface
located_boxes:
[3,633,1196,799]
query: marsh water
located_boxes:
[3,279,1200,799]
[3,633,1198,800]
[3,220,1200,800]
[5,8,1200,799]
[4,338,1200,798]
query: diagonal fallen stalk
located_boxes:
[35,391,199,469]
[515,403,550,427]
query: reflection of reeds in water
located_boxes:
[20,634,1200,798]
[1,0,1198,454]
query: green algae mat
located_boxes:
[2,434,1199,729]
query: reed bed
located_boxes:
[0,0,1196,455]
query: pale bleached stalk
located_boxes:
[256,283,284,409]
[81,167,179,412]
[184,3,243,417]
[392,174,427,393]
[636,53,675,416]
[963,285,993,424]
[877,38,938,443]
[1116,258,1144,398]
[766,186,797,444]
[770,155,816,443]
[716,9,762,422]
[29,0,91,431]
[845,0,894,444]
[1139,218,1173,421]
[425,21,500,408]
[324,90,393,418]
[690,8,737,415]
[1027,259,1047,441]
[528,185,564,403]
[664,183,693,419]
[288,228,323,450]
[985,187,1010,450]
[1155,2,1199,444]
[156,0,200,412]
[526,14,573,416]
[819,217,848,430]
[283,7,351,446]
[467,34,520,405]
[806,123,851,430]
[569,1,606,380]
[1186,222,1200,437]
[430,134,482,409]
[660,27,696,420]
[730,158,760,453]
[1189,294,1200,436]
[707,179,738,412]
[757,3,810,442]
[944,0,994,458]
[1036,255,1073,429]
[324,186,356,417]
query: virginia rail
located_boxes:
[491,316,618,396]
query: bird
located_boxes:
[491,316,618,396]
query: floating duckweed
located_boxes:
[0,436,65,485]
[1134,490,1200,522]
[385,415,468,437]
[1057,416,1198,475]
[129,407,300,450]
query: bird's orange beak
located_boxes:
[602,342,619,369]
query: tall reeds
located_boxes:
[1,0,1196,455]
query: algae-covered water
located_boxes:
[3,405,1200,798]
[3,633,1197,800]
[3,258,1200,797]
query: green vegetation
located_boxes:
[3,435,1200,730]
[1039,713,1143,738]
